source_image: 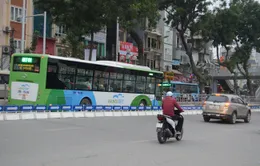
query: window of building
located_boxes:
[13,39,25,53]
[14,40,21,49]
[152,38,157,49]
[56,25,66,35]
[11,6,26,22]
[119,29,125,41]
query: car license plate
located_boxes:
[209,104,219,110]
[156,123,163,128]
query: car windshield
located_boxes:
[206,95,229,103]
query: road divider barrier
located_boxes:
[0,105,260,121]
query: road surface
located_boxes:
[0,113,260,166]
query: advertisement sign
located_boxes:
[172,60,180,66]
[11,82,39,102]
[119,41,138,64]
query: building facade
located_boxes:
[0,0,34,69]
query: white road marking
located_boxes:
[44,127,83,132]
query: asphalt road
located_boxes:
[1,114,260,166]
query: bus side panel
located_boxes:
[92,92,158,106]
[45,89,66,105]
[63,90,97,105]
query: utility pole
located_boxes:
[21,0,26,53]
[21,0,47,54]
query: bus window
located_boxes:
[155,78,162,97]
[190,85,198,93]
[123,74,135,93]
[58,63,76,90]
[75,68,93,90]
[46,60,75,90]
[93,71,109,91]
[146,77,155,94]
[109,72,122,92]
[174,84,181,93]
[136,75,146,93]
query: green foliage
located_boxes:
[115,0,160,30]
[30,31,39,52]
[24,31,40,53]
[34,0,110,38]
[158,0,211,84]
[34,0,160,63]
[58,31,85,59]
[203,0,260,95]
[112,0,160,64]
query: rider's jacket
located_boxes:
[162,96,184,116]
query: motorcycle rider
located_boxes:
[162,91,184,135]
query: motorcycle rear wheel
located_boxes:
[176,128,184,141]
[157,130,167,144]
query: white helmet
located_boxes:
[166,91,173,97]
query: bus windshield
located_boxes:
[172,83,198,94]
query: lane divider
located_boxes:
[0,105,259,121]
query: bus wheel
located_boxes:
[80,97,92,106]
[139,100,147,106]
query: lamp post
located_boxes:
[21,0,47,54]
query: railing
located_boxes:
[173,94,260,105]
[0,104,260,121]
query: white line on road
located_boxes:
[44,127,83,132]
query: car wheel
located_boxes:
[203,116,210,122]
[244,111,251,123]
[230,112,237,124]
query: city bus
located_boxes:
[8,53,164,106]
[159,81,200,101]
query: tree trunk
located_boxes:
[237,61,253,96]
[199,81,205,93]
[129,29,144,65]
[243,63,253,96]
[246,76,253,96]
[88,30,94,61]
[178,32,206,85]
[233,73,238,95]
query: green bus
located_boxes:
[8,53,164,106]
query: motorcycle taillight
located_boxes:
[157,114,164,121]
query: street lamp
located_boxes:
[21,0,47,54]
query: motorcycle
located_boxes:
[156,114,184,144]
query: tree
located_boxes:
[234,0,260,96]
[24,31,39,53]
[34,0,112,60]
[57,31,85,59]
[204,0,260,95]
[201,5,241,94]
[112,0,160,65]
[158,0,212,92]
